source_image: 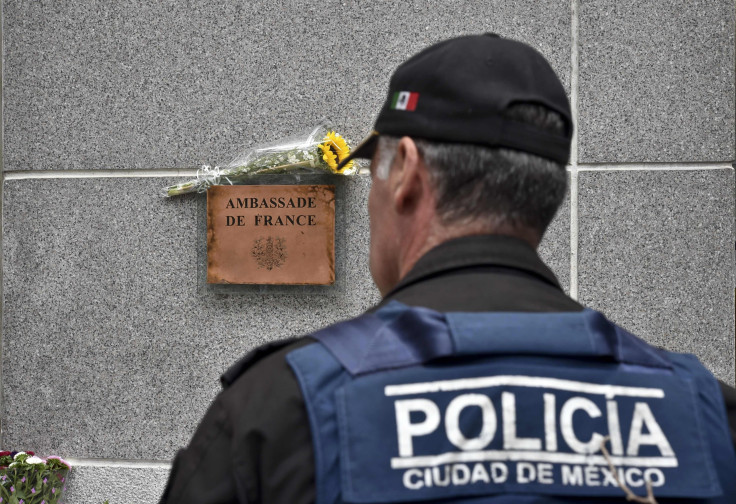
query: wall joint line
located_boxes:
[65,458,172,470]
[569,0,580,300]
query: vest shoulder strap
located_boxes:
[312,302,673,376]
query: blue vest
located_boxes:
[286,302,736,504]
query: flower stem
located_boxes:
[250,160,314,174]
[166,182,196,197]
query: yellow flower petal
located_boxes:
[318,131,354,174]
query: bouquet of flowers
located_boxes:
[0,451,71,504]
[163,123,359,197]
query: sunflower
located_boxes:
[318,131,354,174]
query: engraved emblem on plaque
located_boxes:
[251,236,288,270]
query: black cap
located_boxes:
[338,34,573,170]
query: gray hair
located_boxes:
[375,104,567,236]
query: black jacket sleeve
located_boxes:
[718,379,736,452]
[159,338,315,504]
[159,395,239,503]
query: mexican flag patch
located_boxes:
[390,91,419,111]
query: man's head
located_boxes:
[342,35,573,295]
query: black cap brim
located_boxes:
[337,131,379,171]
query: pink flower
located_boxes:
[51,488,55,494]
[46,456,71,470]
[10,486,14,492]
[21,477,25,483]
[31,488,35,494]
[43,477,47,484]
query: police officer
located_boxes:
[160,34,736,503]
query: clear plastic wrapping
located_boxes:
[163,122,359,197]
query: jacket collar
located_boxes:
[383,234,561,300]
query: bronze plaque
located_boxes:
[207,185,335,285]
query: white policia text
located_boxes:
[388,375,674,490]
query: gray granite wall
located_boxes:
[2,1,733,502]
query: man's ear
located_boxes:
[390,137,427,214]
